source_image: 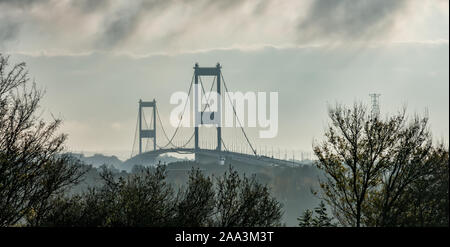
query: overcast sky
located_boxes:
[1,0,448,159]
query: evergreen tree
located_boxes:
[298,201,335,227]
[298,209,313,227]
[312,201,333,227]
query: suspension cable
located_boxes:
[144,108,153,151]
[155,107,172,145]
[156,103,198,149]
[221,138,229,152]
[171,76,216,149]
[155,73,195,148]
[221,72,257,155]
[130,109,140,158]
[170,75,216,149]
[159,75,217,149]
[198,75,236,154]
[198,76,217,149]
[142,110,148,151]
[199,75,216,113]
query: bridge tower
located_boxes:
[139,99,157,154]
[194,63,222,161]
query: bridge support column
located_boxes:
[139,100,142,154]
[216,63,222,152]
[138,99,157,155]
[193,63,222,161]
[194,64,200,161]
[153,99,156,151]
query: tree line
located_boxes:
[28,165,282,227]
[1,54,448,227]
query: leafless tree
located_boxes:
[0,54,85,226]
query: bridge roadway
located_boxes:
[129,148,304,167]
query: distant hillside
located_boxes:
[122,153,187,170]
[68,153,123,169]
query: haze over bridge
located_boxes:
[130,63,311,167]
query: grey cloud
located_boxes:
[99,9,142,48]
[98,0,253,49]
[97,0,172,49]
[0,0,49,8]
[0,19,20,46]
[96,0,410,50]
[0,0,436,54]
[297,0,409,42]
[95,0,257,50]
[71,0,110,13]
[205,0,247,11]
[252,0,270,15]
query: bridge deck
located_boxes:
[134,148,304,167]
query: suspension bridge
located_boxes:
[128,63,312,167]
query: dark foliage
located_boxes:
[313,103,449,227]
[0,54,86,226]
[37,165,283,227]
[298,201,334,227]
